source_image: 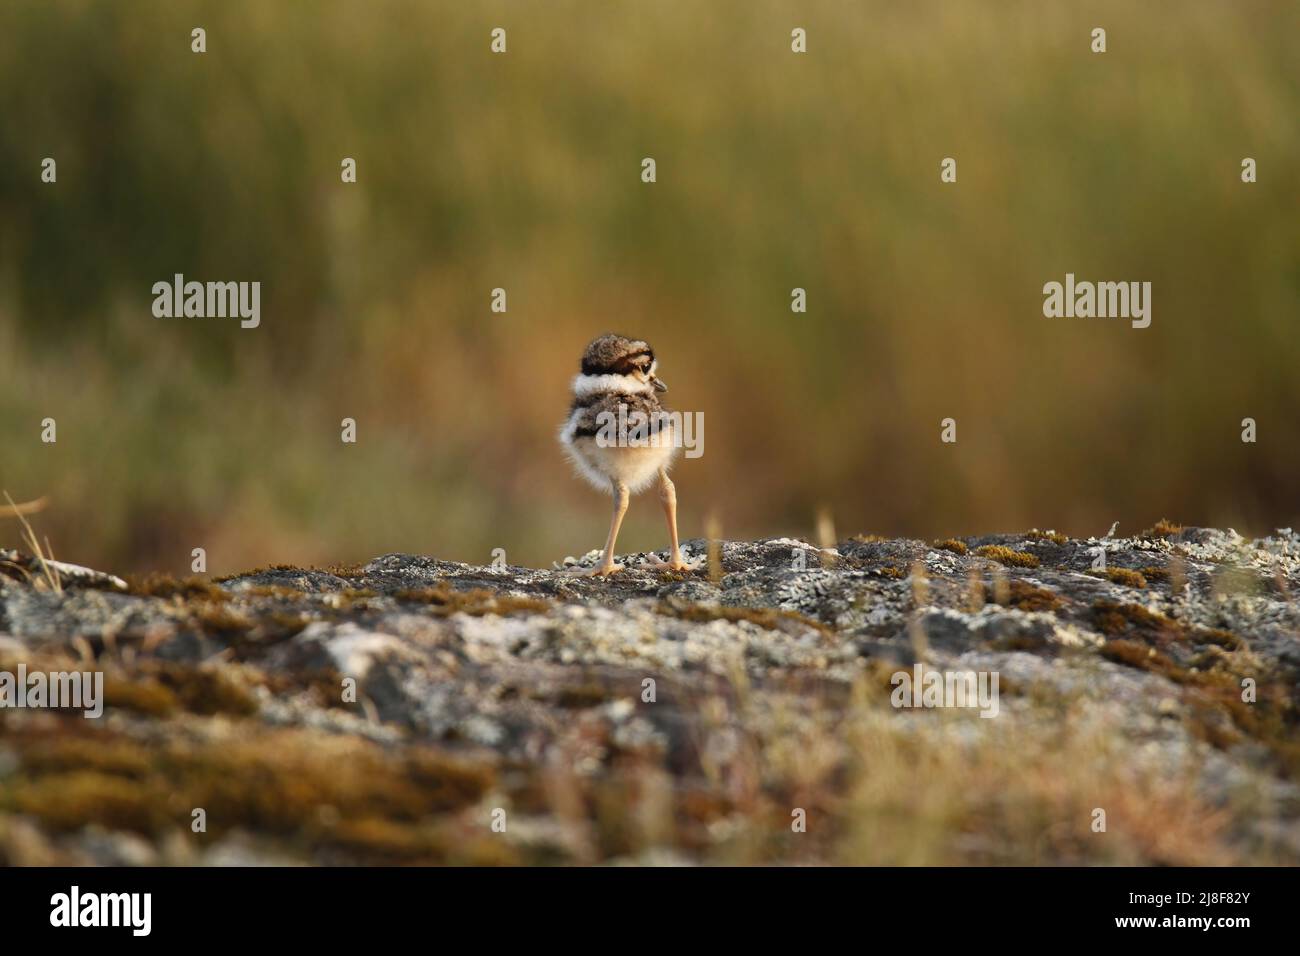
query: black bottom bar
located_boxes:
[0,866,1285,942]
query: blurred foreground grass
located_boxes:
[2,653,1276,865]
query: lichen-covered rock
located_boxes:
[1,527,1298,865]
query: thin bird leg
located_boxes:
[573,479,629,577]
[648,468,700,571]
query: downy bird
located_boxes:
[558,333,699,576]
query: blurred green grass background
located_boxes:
[1,0,1298,576]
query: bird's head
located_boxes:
[575,333,667,395]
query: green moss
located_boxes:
[974,545,1039,569]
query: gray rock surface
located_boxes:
[1,527,1298,864]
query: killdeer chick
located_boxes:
[559,333,700,577]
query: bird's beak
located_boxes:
[652,377,668,392]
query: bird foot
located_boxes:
[646,551,704,573]
[566,560,625,578]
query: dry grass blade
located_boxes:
[0,494,48,518]
[2,490,62,593]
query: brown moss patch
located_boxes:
[188,601,254,637]
[974,545,1039,569]
[1144,519,1183,539]
[240,583,307,599]
[213,564,300,583]
[324,563,367,578]
[124,574,228,601]
[1090,567,1147,589]
[1198,628,1243,650]
[394,584,550,617]
[7,771,171,834]
[105,663,258,718]
[319,817,519,865]
[998,580,1065,613]
[1100,638,1171,672]
[552,683,611,709]
[656,601,833,637]
[321,818,447,862]
[1092,617,1299,774]
[3,728,498,852]
[1091,600,1182,642]
[166,666,259,716]
[103,675,180,717]
[19,737,154,778]
[934,539,968,555]
[1026,529,1068,545]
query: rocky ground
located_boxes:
[1,523,1298,865]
